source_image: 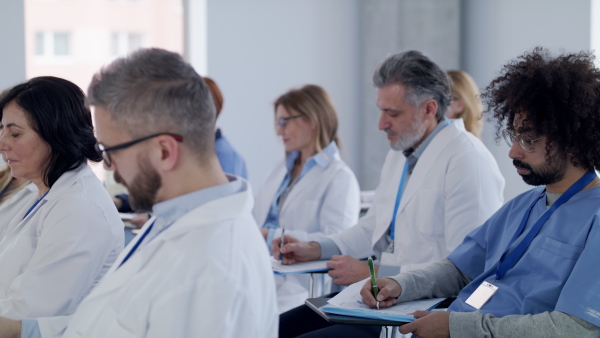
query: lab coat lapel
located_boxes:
[85,218,157,300]
[84,185,253,301]
[371,122,459,246]
[279,166,322,215]
[372,151,407,247]
[257,165,286,226]
[396,122,458,215]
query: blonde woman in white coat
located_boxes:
[253,84,360,313]
[0,77,123,320]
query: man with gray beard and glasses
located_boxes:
[275,51,505,337]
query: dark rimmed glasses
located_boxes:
[502,129,543,153]
[276,115,302,128]
[95,133,183,167]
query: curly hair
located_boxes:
[482,47,600,170]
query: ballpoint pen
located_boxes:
[279,228,285,260]
[368,257,379,310]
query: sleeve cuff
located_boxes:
[378,265,401,278]
[315,238,342,260]
[21,318,42,338]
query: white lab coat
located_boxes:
[0,164,123,319]
[37,180,279,338]
[254,152,360,241]
[0,182,37,238]
[329,119,505,273]
[253,152,360,313]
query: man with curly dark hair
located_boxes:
[359,47,600,337]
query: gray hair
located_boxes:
[373,51,452,120]
[87,48,216,160]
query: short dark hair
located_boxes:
[0,76,101,187]
[483,47,600,171]
[87,48,216,161]
[373,51,452,120]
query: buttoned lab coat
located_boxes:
[37,181,279,338]
[0,183,37,238]
[329,119,505,273]
[253,153,360,313]
[0,164,124,319]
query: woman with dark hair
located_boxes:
[0,76,123,319]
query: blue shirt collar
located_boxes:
[151,175,244,226]
[285,141,339,171]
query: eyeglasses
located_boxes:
[502,129,543,153]
[276,115,302,128]
[95,133,183,167]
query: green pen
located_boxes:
[368,257,380,310]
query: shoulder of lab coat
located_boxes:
[38,182,278,338]
[253,154,360,242]
[0,164,124,319]
[330,119,505,268]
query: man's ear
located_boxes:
[423,99,438,119]
[155,135,180,171]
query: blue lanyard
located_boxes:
[22,190,50,220]
[119,221,155,268]
[389,161,409,240]
[495,171,597,281]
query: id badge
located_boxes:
[465,281,498,310]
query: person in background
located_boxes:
[0,76,123,319]
[253,84,360,313]
[0,157,36,235]
[205,76,249,178]
[446,70,484,139]
[361,47,600,338]
[113,76,248,228]
[275,51,505,338]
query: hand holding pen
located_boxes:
[360,275,403,309]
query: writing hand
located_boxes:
[360,277,401,308]
[271,235,321,264]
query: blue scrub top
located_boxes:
[448,186,600,327]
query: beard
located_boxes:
[114,155,162,213]
[385,112,427,151]
[513,157,567,186]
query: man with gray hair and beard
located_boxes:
[0,48,278,337]
[275,51,505,337]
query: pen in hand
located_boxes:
[368,257,380,310]
[279,228,285,260]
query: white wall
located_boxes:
[0,1,26,91]
[204,0,361,190]
[462,0,592,202]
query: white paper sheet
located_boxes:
[271,257,329,275]
[322,279,444,322]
